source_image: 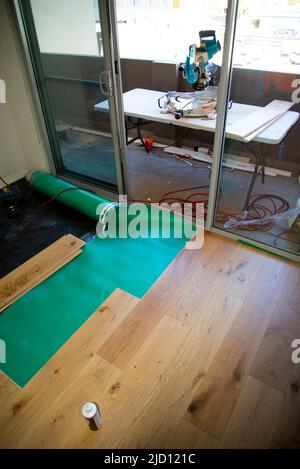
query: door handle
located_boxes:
[99,70,112,97]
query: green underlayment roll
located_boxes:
[30,170,111,220]
[0,172,194,387]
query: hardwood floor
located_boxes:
[0,232,299,448]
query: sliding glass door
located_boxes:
[210,0,300,260]
[16,0,127,195]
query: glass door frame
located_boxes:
[205,0,300,263]
[12,0,127,200]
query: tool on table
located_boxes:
[179,30,221,91]
[157,30,223,120]
[158,87,218,120]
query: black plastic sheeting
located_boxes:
[0,179,95,278]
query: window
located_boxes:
[116,0,300,75]
[116,0,227,63]
[233,1,300,73]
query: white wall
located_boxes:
[0,98,27,186]
[0,0,50,188]
[31,0,99,55]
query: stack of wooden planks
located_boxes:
[0,234,85,313]
[226,100,294,142]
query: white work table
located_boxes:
[95,87,299,213]
[95,88,299,145]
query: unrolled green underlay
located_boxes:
[0,172,194,387]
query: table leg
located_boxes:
[260,143,266,184]
[136,118,149,153]
[125,118,148,153]
[242,143,266,213]
[126,118,138,145]
[242,158,260,213]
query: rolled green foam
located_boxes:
[30,171,112,220]
[30,171,191,238]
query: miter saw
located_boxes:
[180,30,221,91]
[158,86,218,120]
[157,30,222,120]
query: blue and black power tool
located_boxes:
[179,30,221,91]
[0,183,22,217]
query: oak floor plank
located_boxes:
[0,234,85,312]
[0,289,138,448]
[91,315,189,449]
[160,236,263,327]
[142,292,242,449]
[15,355,120,449]
[222,376,285,448]
[23,314,188,448]
[250,265,300,393]
[185,256,290,440]
[160,421,220,449]
[250,265,300,448]
[211,241,265,301]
